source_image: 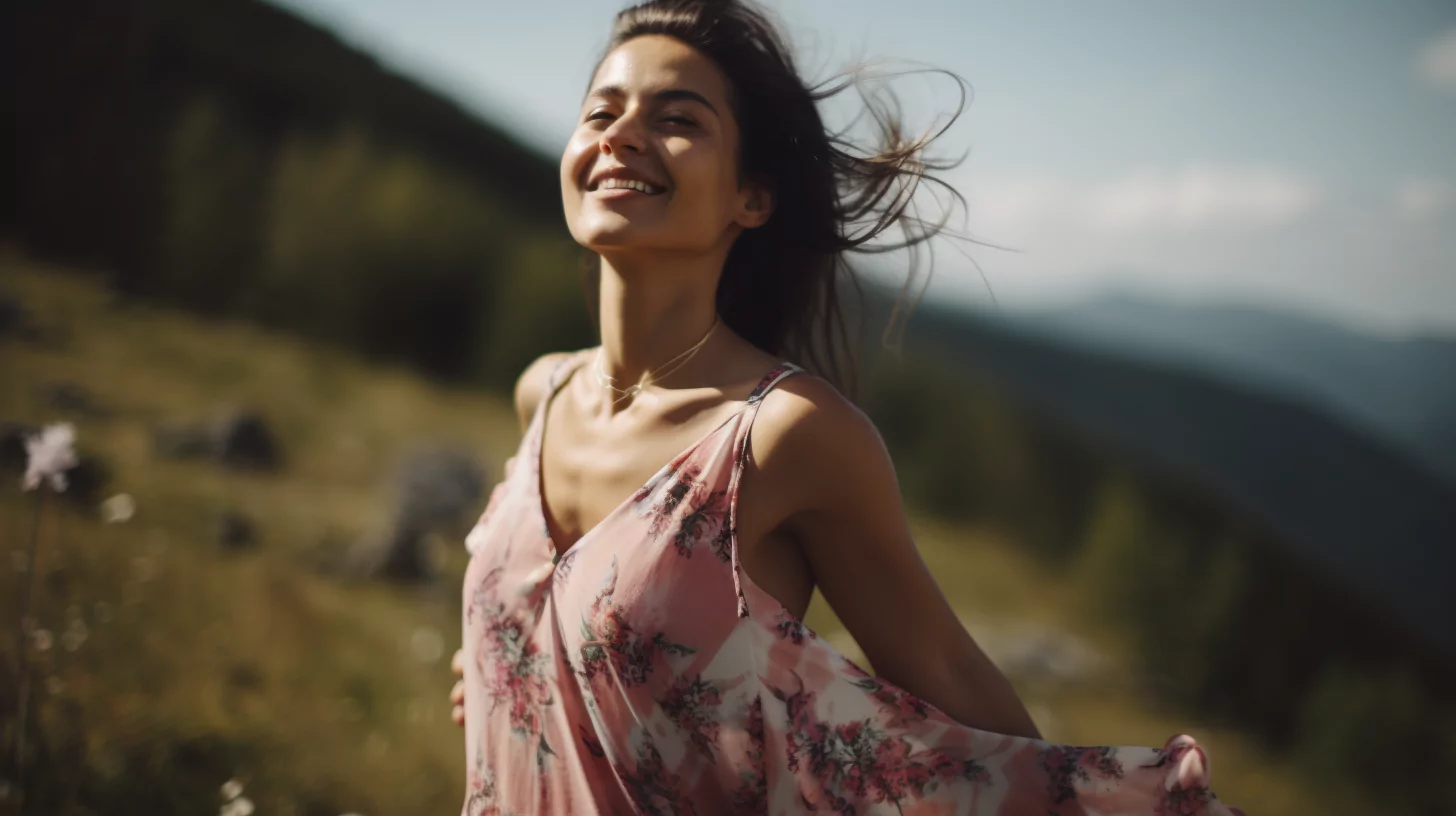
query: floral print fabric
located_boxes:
[460,352,1246,815]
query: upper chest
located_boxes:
[544,399,811,611]
[539,390,743,540]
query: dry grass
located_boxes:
[1,251,1360,814]
[0,254,512,814]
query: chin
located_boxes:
[572,213,658,251]
[574,224,637,250]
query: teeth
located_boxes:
[597,178,660,194]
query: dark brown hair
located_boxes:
[588,0,971,396]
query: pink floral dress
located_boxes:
[460,351,1246,815]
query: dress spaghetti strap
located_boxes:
[725,361,804,617]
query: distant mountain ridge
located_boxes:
[997,294,1456,487]
[901,300,1456,662]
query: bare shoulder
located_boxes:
[747,370,893,505]
[513,350,583,431]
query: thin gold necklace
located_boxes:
[593,316,720,406]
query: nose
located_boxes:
[599,110,645,156]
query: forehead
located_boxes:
[589,35,732,106]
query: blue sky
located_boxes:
[272,0,1456,337]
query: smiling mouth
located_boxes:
[590,177,665,195]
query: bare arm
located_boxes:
[753,378,1042,740]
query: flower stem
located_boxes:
[12,489,45,812]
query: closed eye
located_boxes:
[582,110,697,127]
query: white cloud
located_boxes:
[964,175,1067,239]
[1416,28,1456,90]
[928,171,1456,336]
[1084,164,1320,233]
[964,164,1321,239]
[1393,178,1454,222]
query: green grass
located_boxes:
[1,253,508,814]
[0,250,1363,814]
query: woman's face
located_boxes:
[561,35,771,258]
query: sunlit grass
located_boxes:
[1,250,1361,814]
[1,254,508,814]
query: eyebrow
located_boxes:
[585,85,719,116]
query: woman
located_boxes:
[449,1,1245,813]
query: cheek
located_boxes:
[667,141,736,218]
[560,138,587,189]
[560,136,595,216]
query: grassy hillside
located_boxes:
[1,252,1367,814]
[0,253,518,814]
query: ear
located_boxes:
[734,177,774,230]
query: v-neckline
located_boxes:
[532,360,754,566]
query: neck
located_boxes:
[595,251,724,412]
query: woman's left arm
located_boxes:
[753,377,1042,740]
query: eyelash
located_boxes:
[586,111,696,127]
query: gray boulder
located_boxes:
[0,293,40,342]
[216,511,258,551]
[42,381,110,418]
[210,409,282,471]
[348,445,488,583]
[152,408,283,471]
